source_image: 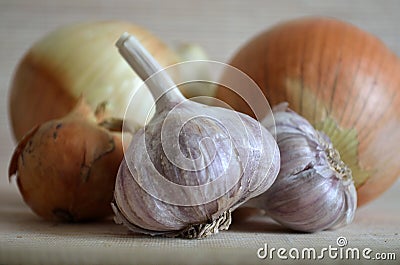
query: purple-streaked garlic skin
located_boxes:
[113,101,280,238]
[247,103,357,232]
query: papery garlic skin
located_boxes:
[112,34,280,239]
[114,102,280,238]
[248,103,357,232]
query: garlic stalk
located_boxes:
[247,103,357,232]
[112,33,280,239]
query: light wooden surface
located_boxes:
[0,1,399,264]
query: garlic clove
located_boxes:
[247,103,357,232]
[112,33,280,239]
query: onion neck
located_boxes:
[116,33,185,109]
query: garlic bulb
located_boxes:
[247,103,357,232]
[112,33,280,239]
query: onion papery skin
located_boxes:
[8,100,124,221]
[9,21,179,141]
[216,17,400,206]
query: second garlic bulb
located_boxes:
[247,103,357,232]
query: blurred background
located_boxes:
[1,0,399,194]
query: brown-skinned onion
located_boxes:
[216,16,400,206]
[9,99,123,221]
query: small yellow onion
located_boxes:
[216,16,400,206]
[9,21,179,141]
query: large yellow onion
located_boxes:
[216,17,400,206]
[9,21,179,141]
